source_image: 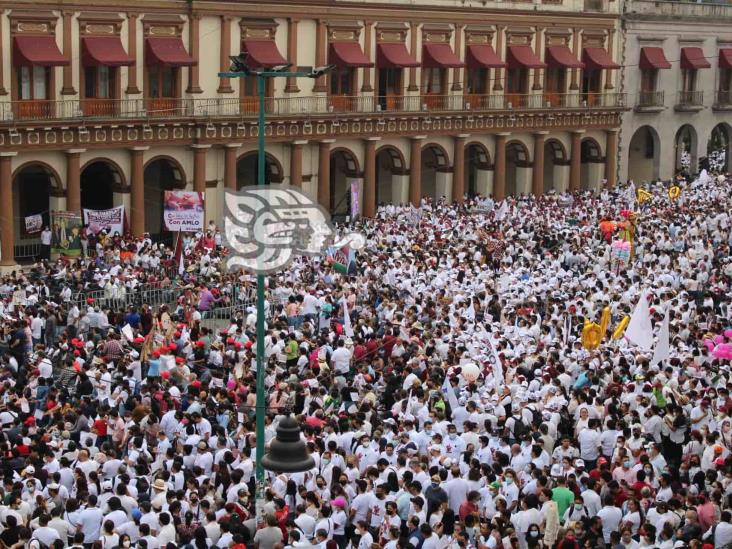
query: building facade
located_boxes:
[0,0,627,265]
[620,0,732,183]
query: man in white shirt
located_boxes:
[577,420,601,470]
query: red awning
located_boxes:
[243,39,288,68]
[583,47,619,69]
[422,43,464,68]
[146,37,195,66]
[13,35,68,66]
[376,43,419,68]
[546,46,584,69]
[329,42,372,67]
[507,45,546,69]
[82,36,134,67]
[466,45,505,68]
[681,47,710,69]
[640,47,671,70]
[720,48,732,69]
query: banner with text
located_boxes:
[24,214,43,234]
[83,206,125,236]
[163,191,205,232]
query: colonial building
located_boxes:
[0,0,626,265]
[620,0,732,183]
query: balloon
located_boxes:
[461,363,481,383]
[724,329,732,339]
[582,321,602,350]
[613,316,630,340]
[599,307,611,340]
[714,335,725,345]
[704,339,716,352]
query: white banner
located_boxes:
[163,191,205,232]
[24,214,43,234]
[83,206,125,236]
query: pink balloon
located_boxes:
[704,339,715,352]
[724,329,732,339]
[714,335,725,345]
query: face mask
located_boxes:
[449,433,457,440]
[529,531,539,537]
[505,477,513,485]
[644,467,652,474]
[322,459,330,466]
[575,504,583,510]
[624,460,632,468]
[123,543,130,548]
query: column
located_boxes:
[493,133,509,200]
[532,132,547,196]
[532,26,544,91]
[452,25,464,92]
[318,140,334,208]
[217,16,233,93]
[0,10,7,95]
[186,14,202,93]
[493,26,504,91]
[0,152,16,266]
[605,30,615,90]
[361,21,374,92]
[65,149,84,213]
[313,20,327,93]
[61,12,75,95]
[605,129,618,188]
[224,144,240,190]
[408,23,420,92]
[126,13,141,94]
[285,19,300,93]
[192,145,209,193]
[130,147,148,237]
[452,134,468,203]
[570,28,581,91]
[290,140,306,187]
[363,137,380,217]
[569,130,584,192]
[409,136,425,206]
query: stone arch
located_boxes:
[421,142,451,201]
[143,156,187,236]
[12,161,64,242]
[375,145,408,206]
[627,125,661,183]
[464,141,492,197]
[707,122,732,172]
[236,151,284,187]
[329,147,361,217]
[674,124,698,175]
[80,158,127,212]
[543,139,567,193]
[505,140,531,196]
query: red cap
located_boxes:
[168,343,177,351]
[175,357,184,364]
[161,371,170,379]
[196,341,205,347]
[24,417,35,426]
[191,380,202,388]
[73,350,80,357]
[152,351,161,358]
[133,336,145,344]
[73,363,81,372]
[227,337,235,345]
[234,342,242,350]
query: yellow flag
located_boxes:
[668,186,681,200]
[637,189,652,204]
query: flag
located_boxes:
[174,233,184,276]
[341,297,354,338]
[625,290,654,350]
[487,338,505,389]
[441,372,459,411]
[495,201,509,221]
[650,307,670,366]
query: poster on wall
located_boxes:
[348,179,360,220]
[24,214,43,234]
[50,211,83,258]
[83,205,125,236]
[163,191,205,232]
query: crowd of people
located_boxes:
[0,171,730,549]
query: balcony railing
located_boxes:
[716,89,732,106]
[677,90,704,107]
[0,92,626,124]
[637,90,665,108]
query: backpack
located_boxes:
[512,417,529,440]
[29,539,49,549]
[526,405,542,428]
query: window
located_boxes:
[720,68,732,92]
[582,69,601,94]
[545,67,565,93]
[466,68,488,95]
[149,65,177,98]
[330,67,354,95]
[506,68,527,94]
[640,68,658,92]
[17,66,48,100]
[681,69,697,93]
[421,67,443,94]
[84,66,113,99]
[380,68,401,95]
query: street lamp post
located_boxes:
[219,56,333,524]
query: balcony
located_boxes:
[635,90,665,113]
[675,90,704,112]
[713,89,732,111]
[625,0,732,20]
[0,92,626,126]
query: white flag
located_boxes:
[650,307,670,366]
[442,372,459,411]
[488,338,505,389]
[178,249,185,276]
[341,297,354,338]
[495,201,509,221]
[625,290,654,350]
